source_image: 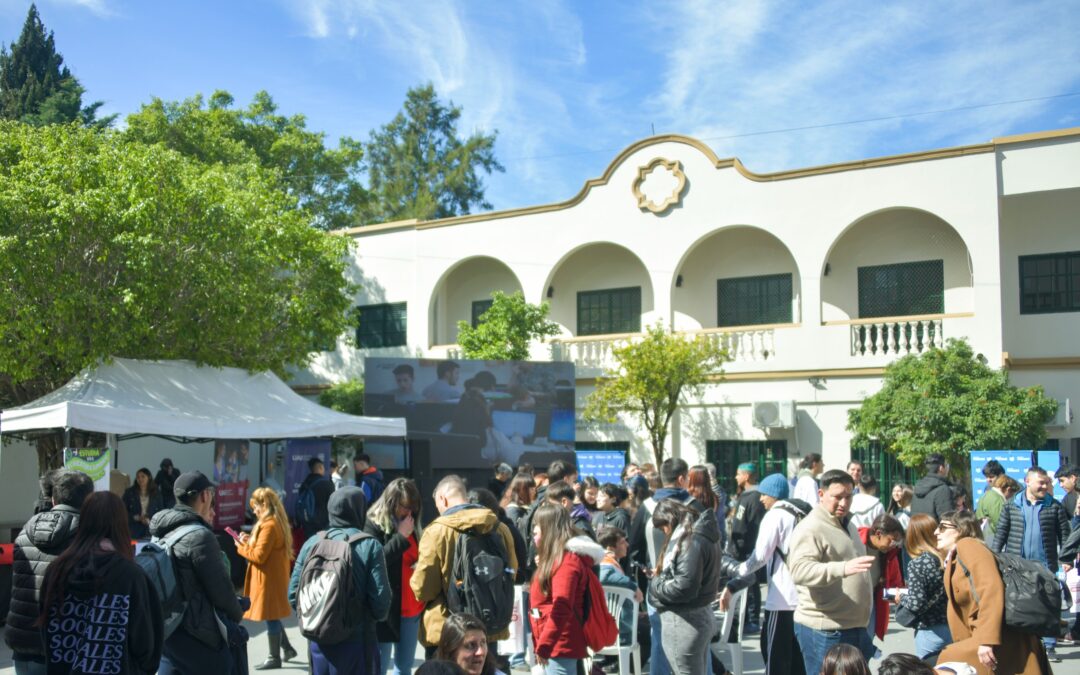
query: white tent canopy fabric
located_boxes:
[0,358,405,440]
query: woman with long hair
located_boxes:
[501,473,536,535]
[364,478,425,675]
[236,487,298,670]
[687,464,719,522]
[649,499,721,675]
[122,466,163,539]
[39,491,163,674]
[894,513,951,663]
[529,502,606,675]
[886,484,913,529]
[435,613,503,675]
[936,510,1050,674]
[577,476,600,514]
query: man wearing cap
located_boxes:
[151,471,244,673]
[155,458,181,508]
[721,473,813,675]
[729,462,766,634]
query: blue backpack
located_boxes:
[294,481,320,530]
[135,522,204,638]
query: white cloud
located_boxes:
[50,0,114,17]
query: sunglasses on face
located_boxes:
[935,523,956,533]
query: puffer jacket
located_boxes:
[4,505,80,657]
[411,504,519,646]
[529,536,606,659]
[991,493,1071,571]
[149,506,243,648]
[649,508,722,611]
[911,474,954,521]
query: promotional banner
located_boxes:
[63,447,110,492]
[1036,450,1064,501]
[284,438,331,516]
[969,450,1032,504]
[212,440,250,530]
[575,450,626,486]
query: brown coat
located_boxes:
[938,537,1050,675]
[236,517,292,622]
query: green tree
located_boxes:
[583,323,730,465]
[363,84,504,223]
[0,122,355,467]
[0,4,112,128]
[847,338,1058,473]
[456,291,560,361]
[124,90,367,230]
[319,379,365,416]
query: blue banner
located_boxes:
[284,438,331,516]
[1036,450,1065,501]
[576,450,626,487]
[969,450,1032,504]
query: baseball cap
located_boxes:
[173,470,215,499]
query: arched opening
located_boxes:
[672,226,801,331]
[429,257,524,345]
[544,243,655,336]
[821,208,973,322]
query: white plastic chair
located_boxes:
[585,585,641,675]
[711,587,747,675]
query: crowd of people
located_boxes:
[5,451,1080,675]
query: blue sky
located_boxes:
[3,0,1080,213]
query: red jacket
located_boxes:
[529,536,605,660]
[858,527,904,640]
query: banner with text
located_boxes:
[63,447,111,492]
[212,440,250,530]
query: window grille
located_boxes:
[577,287,641,336]
[717,273,793,327]
[858,260,944,318]
[1019,251,1080,314]
[355,302,407,349]
[706,440,788,496]
[471,299,494,327]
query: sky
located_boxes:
[3,0,1080,213]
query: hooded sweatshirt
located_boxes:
[529,536,606,659]
[411,503,519,646]
[911,474,954,521]
[787,503,872,631]
[5,504,80,658]
[42,552,163,675]
[288,487,391,643]
[848,493,885,530]
[735,499,811,611]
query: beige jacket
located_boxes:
[787,504,872,630]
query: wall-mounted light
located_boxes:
[809,376,827,388]
[823,263,831,277]
[675,274,683,288]
[547,285,554,298]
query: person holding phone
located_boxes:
[364,478,425,675]
[236,487,298,670]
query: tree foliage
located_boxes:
[124,90,367,230]
[456,291,560,361]
[847,338,1058,470]
[363,84,503,223]
[0,4,112,128]
[0,122,355,419]
[318,379,365,416]
[583,323,730,465]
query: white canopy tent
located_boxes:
[0,357,405,440]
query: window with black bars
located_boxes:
[471,299,494,327]
[858,259,944,318]
[717,273,793,327]
[355,302,407,349]
[850,442,919,503]
[577,287,641,336]
[1019,251,1080,314]
[706,440,788,496]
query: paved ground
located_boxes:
[1,613,1077,673]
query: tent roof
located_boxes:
[0,358,404,440]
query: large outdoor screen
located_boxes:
[364,357,576,469]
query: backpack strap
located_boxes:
[955,554,981,607]
[156,522,206,550]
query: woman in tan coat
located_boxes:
[936,510,1051,675]
[237,487,298,670]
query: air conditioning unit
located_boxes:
[752,401,797,429]
[1046,398,1073,429]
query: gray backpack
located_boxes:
[296,531,371,644]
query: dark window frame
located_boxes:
[471,299,494,327]
[716,273,793,327]
[1019,250,1080,315]
[355,302,407,349]
[576,286,642,336]
[706,440,788,496]
[857,259,944,318]
[850,442,919,503]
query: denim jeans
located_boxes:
[13,658,47,675]
[378,614,421,675]
[544,657,580,675]
[647,601,670,675]
[794,623,874,675]
[913,624,952,661]
[266,619,283,635]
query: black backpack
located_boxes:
[294,477,327,531]
[956,550,1061,637]
[445,526,514,635]
[296,531,372,644]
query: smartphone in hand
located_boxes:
[225,526,242,540]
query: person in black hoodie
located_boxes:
[151,471,244,674]
[6,469,94,675]
[593,483,632,535]
[649,499,722,675]
[39,491,163,674]
[298,458,335,537]
[728,462,766,634]
[154,459,180,509]
[910,453,955,521]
